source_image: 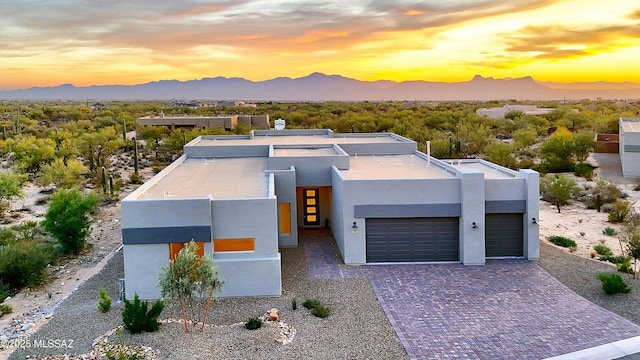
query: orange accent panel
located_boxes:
[280,203,291,235]
[213,238,255,252]
[169,242,205,260]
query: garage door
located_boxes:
[366,217,459,262]
[485,213,523,257]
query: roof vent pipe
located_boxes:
[426,141,431,167]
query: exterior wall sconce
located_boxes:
[532,217,538,225]
[351,221,359,233]
[472,222,478,229]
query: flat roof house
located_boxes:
[121,129,539,299]
[620,117,640,177]
[136,112,270,131]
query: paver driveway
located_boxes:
[302,229,640,359]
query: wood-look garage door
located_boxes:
[366,217,459,262]
[485,213,523,257]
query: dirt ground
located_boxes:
[0,165,153,360]
[538,153,640,259]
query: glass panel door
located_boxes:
[303,188,320,226]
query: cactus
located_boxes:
[109,174,114,196]
[122,119,127,141]
[101,167,107,193]
[133,137,139,175]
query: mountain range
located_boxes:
[2,73,639,101]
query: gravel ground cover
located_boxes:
[11,236,640,360]
[538,241,640,325]
[9,239,408,360]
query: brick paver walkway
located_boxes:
[302,229,640,359]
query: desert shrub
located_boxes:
[603,227,617,236]
[244,316,262,330]
[598,273,631,295]
[0,201,11,218]
[302,298,330,318]
[608,200,635,223]
[574,163,595,180]
[0,282,10,303]
[102,328,144,360]
[595,180,622,203]
[569,245,577,253]
[593,244,613,256]
[97,288,112,313]
[0,304,12,317]
[541,157,575,173]
[291,297,297,310]
[547,235,577,248]
[311,305,330,318]
[598,254,625,264]
[0,227,17,247]
[42,189,100,255]
[0,241,53,289]
[584,180,625,211]
[122,293,163,334]
[617,258,634,274]
[302,299,321,310]
[129,172,144,184]
[516,157,535,170]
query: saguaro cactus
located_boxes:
[101,167,107,193]
[133,137,139,175]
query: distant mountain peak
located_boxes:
[1,73,639,101]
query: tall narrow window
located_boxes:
[280,202,291,234]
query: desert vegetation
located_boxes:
[0,98,639,323]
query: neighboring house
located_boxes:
[121,129,539,300]
[619,117,640,177]
[476,104,575,119]
[136,112,270,131]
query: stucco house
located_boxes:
[619,117,640,177]
[121,129,539,299]
[136,112,270,131]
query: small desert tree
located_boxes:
[0,172,25,217]
[42,189,100,255]
[158,241,224,332]
[540,174,581,213]
[623,217,640,278]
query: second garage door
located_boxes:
[366,217,459,262]
[485,213,524,257]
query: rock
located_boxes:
[0,335,8,343]
[275,336,289,345]
[268,308,280,322]
[20,323,32,331]
[4,296,10,301]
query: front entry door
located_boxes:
[303,188,320,226]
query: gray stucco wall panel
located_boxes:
[485,200,526,213]
[271,168,298,247]
[354,204,461,218]
[214,256,282,297]
[184,145,269,158]
[484,179,526,201]
[331,167,346,257]
[121,198,212,229]
[124,244,167,300]
[211,198,279,259]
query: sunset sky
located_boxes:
[1,0,639,90]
